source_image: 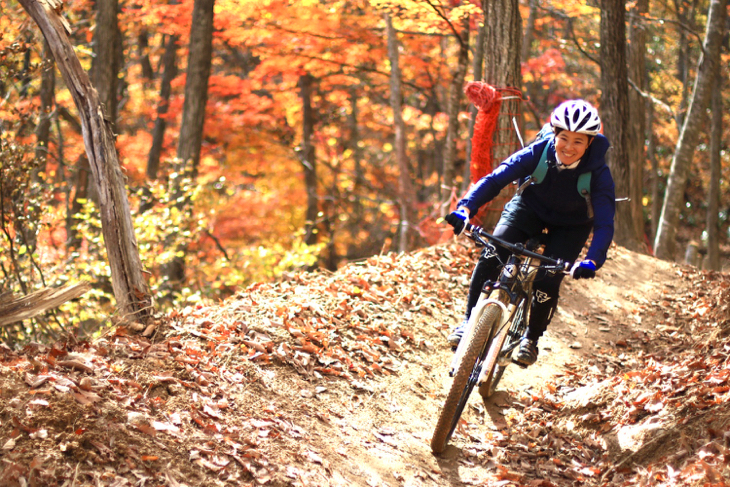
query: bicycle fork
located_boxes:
[448,298,515,378]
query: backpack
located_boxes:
[515,124,594,218]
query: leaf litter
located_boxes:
[0,240,728,486]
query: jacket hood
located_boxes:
[575,134,610,172]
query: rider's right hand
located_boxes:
[445,208,470,236]
[570,260,597,279]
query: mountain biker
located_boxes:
[445,99,616,366]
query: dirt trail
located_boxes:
[261,245,682,487]
[1,241,711,487]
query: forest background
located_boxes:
[0,0,728,344]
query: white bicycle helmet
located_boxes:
[550,100,602,136]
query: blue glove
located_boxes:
[445,208,469,236]
[571,260,596,279]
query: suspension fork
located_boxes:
[449,288,516,376]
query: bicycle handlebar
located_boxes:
[464,223,569,271]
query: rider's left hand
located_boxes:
[570,260,596,279]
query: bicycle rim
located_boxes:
[430,305,501,454]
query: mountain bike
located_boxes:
[430,223,568,454]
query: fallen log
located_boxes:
[0,282,91,327]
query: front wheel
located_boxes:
[430,304,501,454]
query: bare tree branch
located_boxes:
[0,282,90,327]
[627,77,677,122]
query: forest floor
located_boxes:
[1,238,730,486]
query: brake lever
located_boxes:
[470,232,488,247]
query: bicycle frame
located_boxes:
[449,242,543,375]
[455,224,566,375]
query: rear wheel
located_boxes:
[430,305,501,454]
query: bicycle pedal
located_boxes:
[512,358,529,369]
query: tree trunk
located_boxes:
[441,17,469,216]
[674,0,700,127]
[601,0,641,251]
[26,41,55,251]
[137,29,154,81]
[67,155,90,253]
[347,87,364,260]
[647,102,661,242]
[299,73,319,247]
[165,0,215,285]
[146,34,179,183]
[385,13,415,253]
[56,108,90,252]
[91,0,120,127]
[705,64,722,271]
[521,0,538,61]
[141,34,179,213]
[33,41,54,179]
[481,0,521,230]
[90,0,120,195]
[627,0,649,249]
[175,0,215,178]
[18,0,152,323]
[68,0,121,239]
[463,18,486,194]
[654,0,727,260]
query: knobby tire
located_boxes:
[430,304,501,454]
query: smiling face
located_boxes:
[554,130,591,166]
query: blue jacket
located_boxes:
[457,134,616,268]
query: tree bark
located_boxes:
[346,87,365,260]
[91,0,121,176]
[299,73,319,247]
[385,13,415,253]
[26,41,55,251]
[137,29,155,81]
[91,0,120,126]
[627,0,649,249]
[164,0,215,285]
[146,34,179,183]
[601,0,642,251]
[481,0,521,230]
[18,0,152,323]
[647,102,661,242]
[175,0,215,178]
[463,18,486,194]
[33,41,54,178]
[68,0,121,241]
[521,0,538,61]
[441,16,469,216]
[705,63,723,271]
[141,34,179,214]
[654,0,727,260]
[673,0,700,127]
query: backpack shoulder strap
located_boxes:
[577,172,593,219]
[531,142,550,184]
[515,140,550,195]
[577,172,591,196]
